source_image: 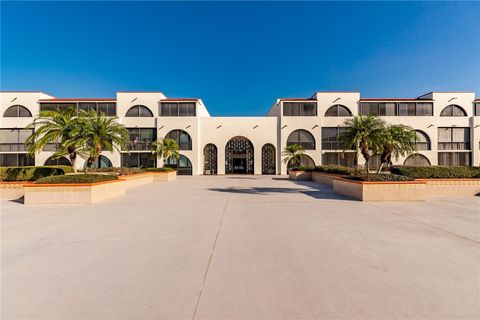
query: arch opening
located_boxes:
[203,144,218,175]
[225,136,254,174]
[261,143,276,174]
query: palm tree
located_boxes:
[338,115,385,172]
[73,110,130,172]
[377,124,416,173]
[152,138,180,165]
[26,107,84,173]
[282,144,305,169]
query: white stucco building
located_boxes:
[1,90,479,174]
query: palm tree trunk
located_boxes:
[68,148,77,174]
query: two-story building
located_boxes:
[1,90,478,174]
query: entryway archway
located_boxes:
[225,136,254,174]
[203,143,217,175]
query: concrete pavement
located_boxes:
[1,175,479,319]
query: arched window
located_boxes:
[203,144,217,175]
[165,130,192,150]
[325,105,352,117]
[287,155,315,171]
[125,105,154,117]
[403,154,431,166]
[440,105,467,117]
[3,105,32,117]
[84,155,112,168]
[261,143,276,174]
[44,156,71,166]
[165,154,192,175]
[414,130,431,150]
[287,129,315,150]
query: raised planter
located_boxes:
[119,172,154,189]
[311,172,338,187]
[332,177,427,201]
[151,170,177,182]
[288,170,311,181]
[23,179,126,204]
[0,181,31,200]
[420,179,480,197]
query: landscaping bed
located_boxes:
[391,166,480,179]
[0,166,68,181]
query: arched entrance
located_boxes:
[225,136,254,174]
[165,155,193,175]
[203,144,217,175]
[261,143,276,174]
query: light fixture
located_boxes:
[448,97,457,102]
[131,97,138,103]
[281,125,287,129]
[253,125,259,129]
[186,125,191,129]
[216,125,222,129]
[158,125,164,130]
[11,97,17,102]
[333,97,341,103]
[312,125,319,129]
[427,124,434,128]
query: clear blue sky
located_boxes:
[1,1,479,116]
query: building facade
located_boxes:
[1,91,479,174]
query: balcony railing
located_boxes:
[437,142,470,150]
[415,142,431,151]
[288,142,315,150]
[321,141,354,150]
[126,142,153,151]
[0,143,28,152]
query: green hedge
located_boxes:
[312,165,358,175]
[87,167,145,176]
[35,174,118,184]
[144,167,176,172]
[390,166,480,179]
[0,166,66,181]
[346,173,414,182]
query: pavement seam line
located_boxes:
[191,196,229,320]
[370,203,480,245]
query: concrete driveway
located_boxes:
[1,175,479,319]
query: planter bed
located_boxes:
[23,179,126,205]
[288,170,311,181]
[420,179,480,197]
[119,172,155,189]
[333,177,427,202]
[0,181,32,201]
[311,172,338,187]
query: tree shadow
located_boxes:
[10,196,25,204]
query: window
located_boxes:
[41,102,116,116]
[438,152,470,166]
[0,153,34,166]
[414,130,431,150]
[475,102,480,116]
[0,129,33,151]
[121,153,156,168]
[3,105,32,117]
[125,105,154,117]
[322,152,357,167]
[283,102,317,116]
[165,155,192,175]
[403,154,430,166]
[360,102,432,116]
[84,155,112,168]
[324,105,352,117]
[160,102,195,116]
[287,129,315,150]
[44,156,71,166]
[40,103,76,112]
[440,105,467,117]
[438,127,470,150]
[165,130,192,150]
[321,128,352,150]
[287,155,315,170]
[126,128,156,151]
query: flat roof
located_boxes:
[39,98,116,102]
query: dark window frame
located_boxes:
[286,129,316,150]
[282,102,317,116]
[360,101,433,116]
[440,104,467,117]
[165,129,192,150]
[3,105,32,117]
[40,102,117,116]
[160,102,196,117]
[324,105,352,117]
[125,105,154,117]
[437,127,470,150]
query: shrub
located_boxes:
[346,173,415,182]
[312,165,358,175]
[87,167,144,176]
[391,166,480,179]
[35,174,118,184]
[144,167,176,172]
[0,166,65,181]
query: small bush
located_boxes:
[346,173,415,182]
[0,166,65,181]
[35,174,118,184]
[144,167,176,172]
[88,167,144,176]
[391,166,480,179]
[312,165,358,175]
